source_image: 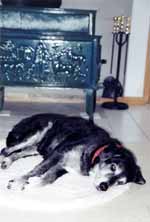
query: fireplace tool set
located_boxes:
[102,16,131,110]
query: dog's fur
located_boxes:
[0,113,146,191]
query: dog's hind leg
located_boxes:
[2,122,53,156]
[0,146,39,169]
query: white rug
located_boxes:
[0,140,130,213]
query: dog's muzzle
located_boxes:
[96,176,118,191]
[96,182,109,191]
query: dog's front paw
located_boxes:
[7,177,29,191]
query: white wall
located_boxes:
[125,0,150,97]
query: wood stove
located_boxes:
[0,6,102,119]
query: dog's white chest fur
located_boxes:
[63,146,82,174]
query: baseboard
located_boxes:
[97,96,148,105]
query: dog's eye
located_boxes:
[110,163,116,172]
[117,177,127,185]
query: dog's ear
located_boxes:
[134,166,146,185]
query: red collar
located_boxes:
[91,143,122,165]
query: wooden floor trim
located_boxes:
[97,97,147,105]
[143,29,150,102]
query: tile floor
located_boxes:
[0,101,150,222]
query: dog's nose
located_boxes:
[97,182,109,191]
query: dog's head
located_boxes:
[90,140,146,191]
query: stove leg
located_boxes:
[0,87,4,111]
[85,89,96,121]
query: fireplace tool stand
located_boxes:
[102,16,130,110]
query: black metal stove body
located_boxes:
[0,6,102,119]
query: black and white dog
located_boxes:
[0,113,146,191]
